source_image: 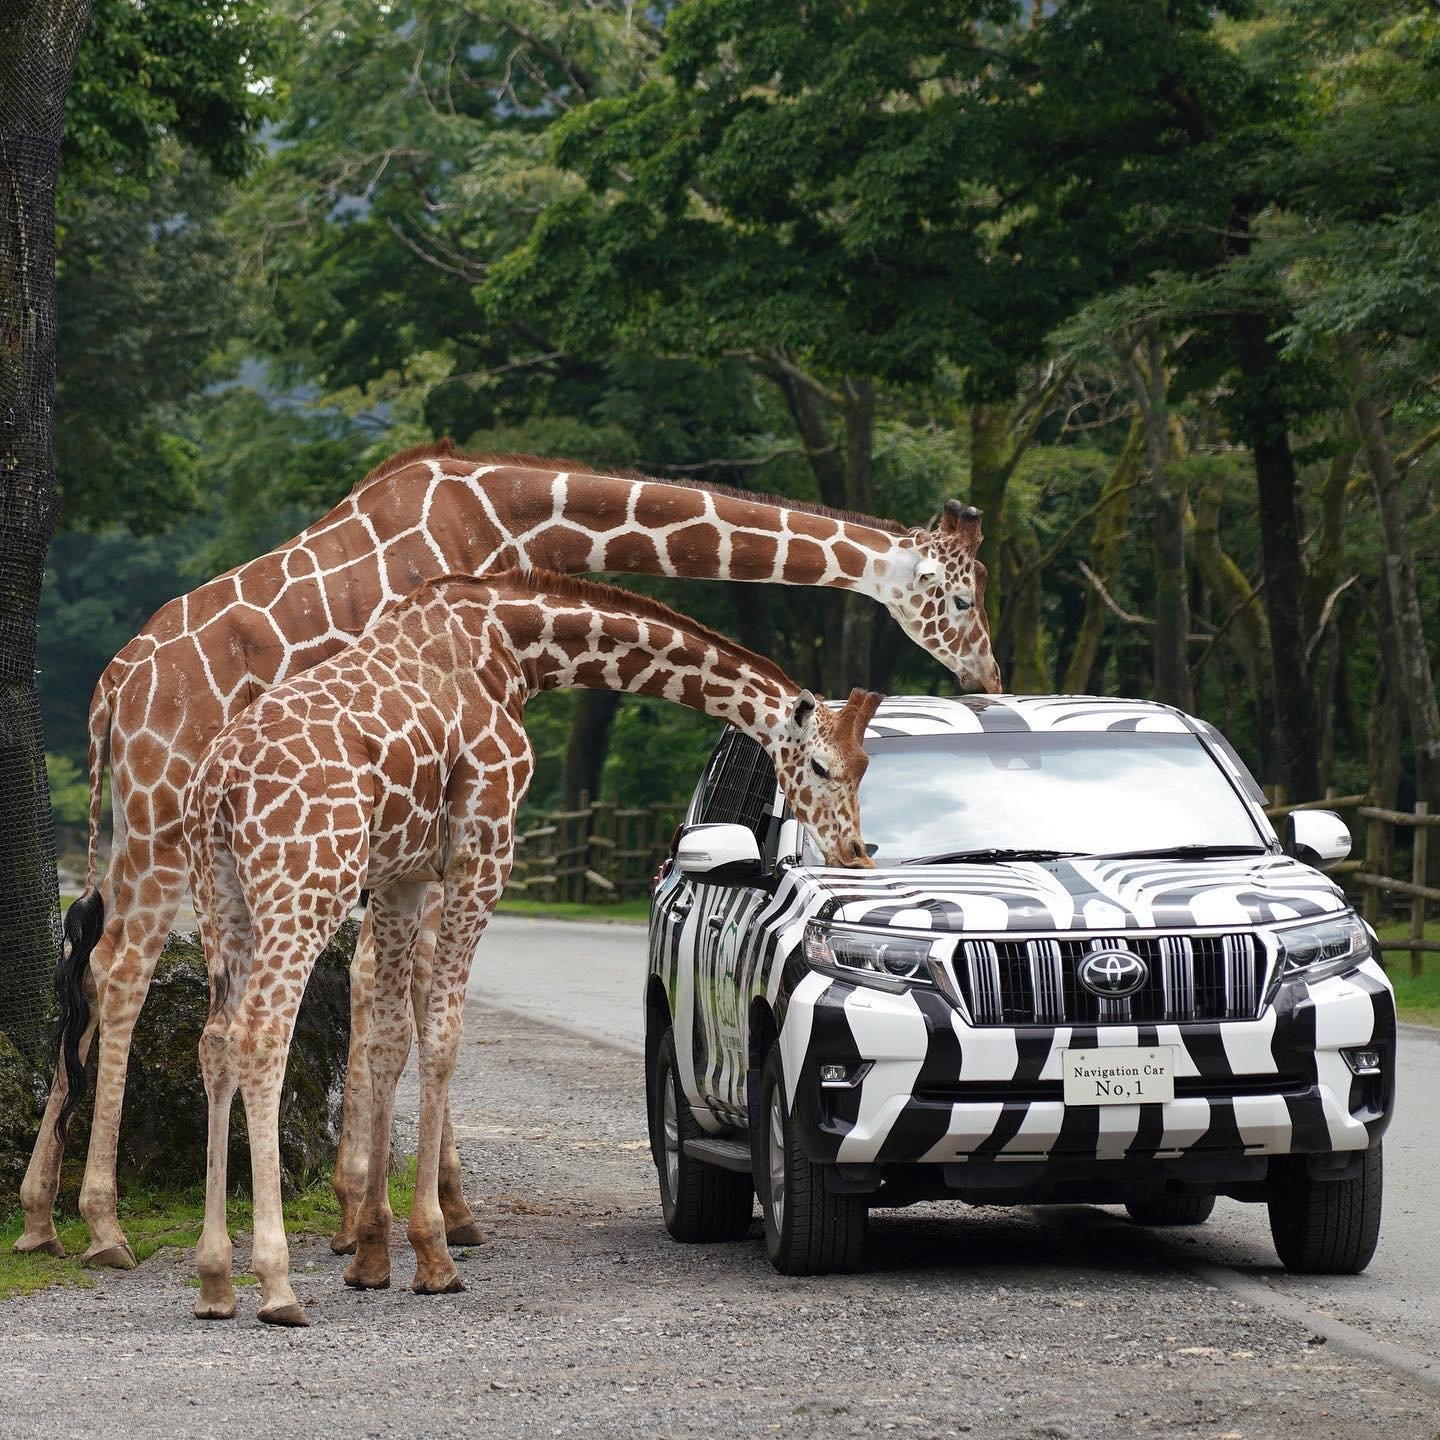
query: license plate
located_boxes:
[1061,1046,1175,1106]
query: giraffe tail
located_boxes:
[48,677,113,1140]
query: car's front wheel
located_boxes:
[757,1043,867,1275]
[651,1027,753,1243]
[1268,1145,1382,1275]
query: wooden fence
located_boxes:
[1264,791,1438,976]
[506,793,679,905]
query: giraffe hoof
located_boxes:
[445,1221,485,1247]
[83,1242,138,1271]
[343,1268,390,1291]
[12,1233,66,1258]
[412,1271,465,1296]
[330,1232,358,1256]
[193,1296,238,1322]
[257,1301,310,1328]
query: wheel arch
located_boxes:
[645,975,673,1152]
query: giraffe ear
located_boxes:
[913,557,943,589]
[789,690,818,737]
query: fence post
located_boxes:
[1413,800,1430,980]
[1364,811,1384,929]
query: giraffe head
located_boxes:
[886,501,1003,694]
[770,687,883,869]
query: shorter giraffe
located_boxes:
[181,570,881,1326]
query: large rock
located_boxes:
[0,920,355,1207]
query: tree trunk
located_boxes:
[561,691,621,809]
[1121,330,1192,710]
[1062,417,1142,694]
[968,404,1012,633]
[0,0,95,1057]
[1344,338,1440,834]
[1367,580,1404,886]
[1232,311,1319,799]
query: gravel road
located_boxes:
[1,918,1437,1440]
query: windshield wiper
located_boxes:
[1090,844,1270,861]
[899,848,1085,866]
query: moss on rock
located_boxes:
[2,920,355,1210]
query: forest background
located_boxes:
[39,0,1440,871]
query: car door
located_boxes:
[689,731,782,1123]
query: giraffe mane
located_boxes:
[419,568,800,698]
[349,439,912,535]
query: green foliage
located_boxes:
[64,0,277,193]
[43,755,88,828]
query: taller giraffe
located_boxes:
[21,442,1000,1265]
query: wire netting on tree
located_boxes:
[0,0,95,1058]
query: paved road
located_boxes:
[474,915,1440,1373]
[2,915,1437,1439]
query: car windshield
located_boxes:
[849,732,1267,866]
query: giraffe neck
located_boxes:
[442,580,796,744]
[378,458,918,601]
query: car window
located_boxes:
[695,729,779,847]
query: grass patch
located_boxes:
[1377,918,1440,1027]
[495,896,650,924]
[0,1160,417,1302]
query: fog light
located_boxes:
[819,1062,870,1088]
[1343,1048,1382,1075]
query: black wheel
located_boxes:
[758,1042,867,1275]
[1268,1145,1383,1275]
[1125,1194,1216,1226]
[651,1027,752,1243]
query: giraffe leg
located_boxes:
[13,961,98,1257]
[330,908,377,1255]
[345,883,427,1293]
[241,1037,307,1327]
[193,856,250,1321]
[439,1105,484,1247]
[193,1016,239,1321]
[402,886,483,1246]
[239,901,351,1328]
[410,874,492,1295]
[76,860,182,1268]
[17,850,180,1260]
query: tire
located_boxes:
[651,1027,753,1243]
[1125,1194,1216,1226]
[758,1042,867,1275]
[1268,1145,1383,1275]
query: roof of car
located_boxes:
[860,694,1201,738]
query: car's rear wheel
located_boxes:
[1125,1194,1215,1226]
[1268,1145,1382,1275]
[651,1027,753,1243]
[758,1043,866,1275]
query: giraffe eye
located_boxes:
[811,760,830,780]
[953,593,973,612]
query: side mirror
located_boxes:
[1287,810,1352,867]
[675,823,763,884]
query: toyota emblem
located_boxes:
[1078,948,1148,998]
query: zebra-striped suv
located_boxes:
[645,695,1395,1276]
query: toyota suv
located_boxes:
[644,695,1394,1276]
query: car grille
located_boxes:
[951,934,1266,1026]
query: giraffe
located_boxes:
[21,441,998,1267]
[181,569,882,1326]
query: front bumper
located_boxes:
[780,957,1396,1172]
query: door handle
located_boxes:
[705,915,725,932]
[671,897,692,919]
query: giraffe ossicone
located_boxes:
[20,443,997,1268]
[182,569,881,1325]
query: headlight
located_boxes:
[1274,911,1371,983]
[803,920,936,985]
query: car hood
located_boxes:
[795,854,1346,933]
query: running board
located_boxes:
[683,1136,753,1175]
